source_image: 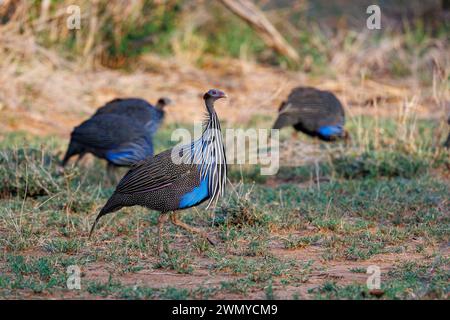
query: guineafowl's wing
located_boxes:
[298,91,345,132]
[273,87,332,130]
[281,88,345,133]
[114,149,194,195]
[71,114,146,150]
[95,98,149,114]
[94,98,125,115]
[94,98,153,122]
[272,101,305,129]
[105,135,154,166]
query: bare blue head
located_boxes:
[203,89,227,101]
[155,97,172,110]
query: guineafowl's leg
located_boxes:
[157,214,169,255]
[289,130,299,158]
[106,163,118,185]
[170,212,215,246]
[445,133,450,149]
[74,152,87,166]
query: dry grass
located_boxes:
[0,0,449,300]
[0,2,448,131]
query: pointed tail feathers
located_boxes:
[89,194,124,238]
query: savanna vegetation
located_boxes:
[0,0,449,299]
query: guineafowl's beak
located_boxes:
[219,92,227,99]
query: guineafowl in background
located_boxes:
[62,113,155,180]
[273,87,348,141]
[94,97,172,136]
[62,97,172,180]
[89,89,228,255]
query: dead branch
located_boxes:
[217,0,300,63]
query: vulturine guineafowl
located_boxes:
[94,97,172,135]
[273,87,348,141]
[89,89,228,255]
[62,97,171,180]
[62,113,155,180]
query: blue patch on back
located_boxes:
[106,150,135,165]
[179,178,209,209]
[318,125,343,138]
[106,137,154,166]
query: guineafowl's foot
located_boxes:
[170,212,216,246]
[157,214,169,256]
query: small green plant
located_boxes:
[0,148,67,198]
[87,276,122,297]
[282,235,322,249]
[265,280,275,299]
[349,267,366,273]
[154,249,194,274]
[215,192,270,228]
[159,286,189,300]
[4,255,66,293]
[43,239,81,254]
[308,281,370,300]
[332,151,428,179]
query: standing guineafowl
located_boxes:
[62,113,155,180]
[89,89,227,255]
[62,97,171,178]
[273,87,348,141]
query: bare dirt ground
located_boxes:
[1,53,449,299]
[1,231,447,299]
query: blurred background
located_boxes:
[0,0,449,174]
[0,0,448,136]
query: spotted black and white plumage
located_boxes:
[273,87,347,141]
[89,89,227,236]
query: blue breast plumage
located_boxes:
[178,176,210,209]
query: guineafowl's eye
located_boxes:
[212,90,217,95]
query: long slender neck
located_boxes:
[155,102,165,111]
[204,97,217,118]
[199,97,227,209]
[153,104,165,116]
[204,97,221,134]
